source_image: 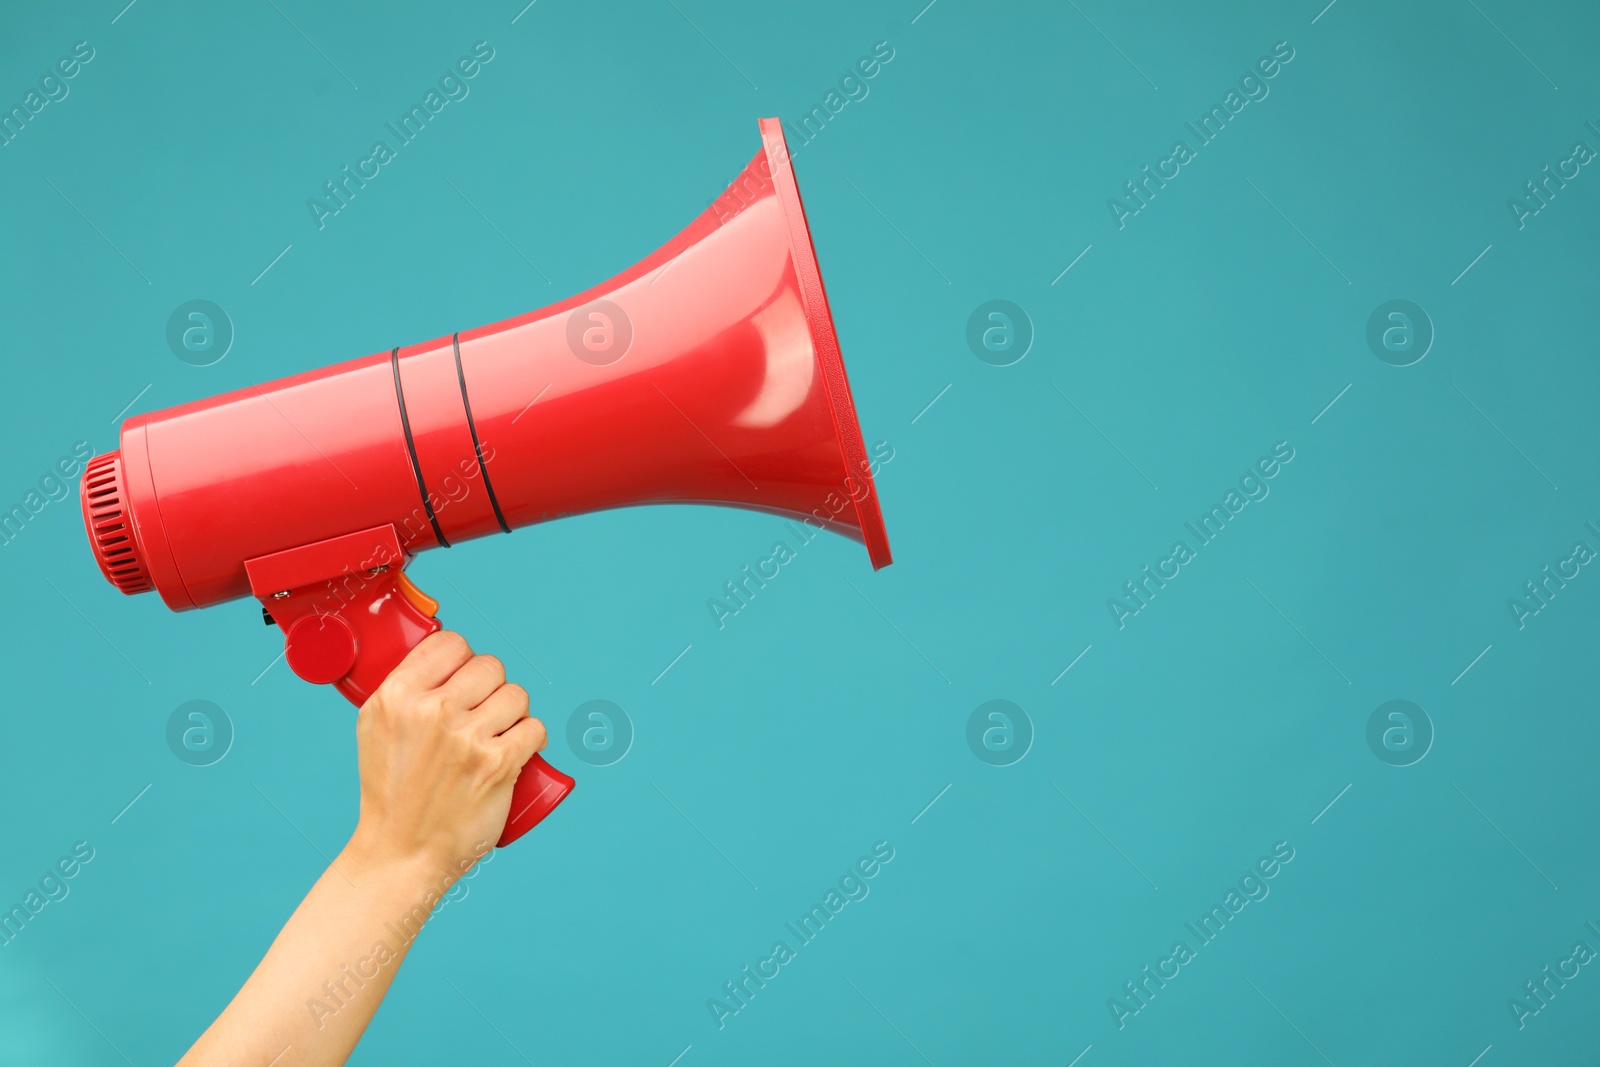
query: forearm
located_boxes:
[179,633,542,1066]
[179,835,478,1067]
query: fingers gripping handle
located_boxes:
[332,572,573,843]
[248,532,573,846]
[277,569,574,844]
[333,569,572,844]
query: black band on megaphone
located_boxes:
[452,333,511,535]
[390,346,451,548]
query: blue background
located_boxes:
[2,0,1598,1064]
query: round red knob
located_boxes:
[284,613,358,685]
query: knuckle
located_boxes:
[473,656,506,686]
[364,692,400,722]
[525,716,548,749]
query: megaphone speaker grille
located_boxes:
[81,451,153,595]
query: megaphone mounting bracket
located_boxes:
[244,524,441,701]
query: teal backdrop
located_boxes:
[3,0,1599,1064]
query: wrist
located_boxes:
[341,830,472,895]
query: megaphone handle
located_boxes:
[499,754,576,846]
[258,539,575,846]
[349,572,576,847]
[355,571,575,847]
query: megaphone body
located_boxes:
[79,118,892,846]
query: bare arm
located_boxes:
[178,631,546,1067]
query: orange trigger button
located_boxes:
[395,571,439,617]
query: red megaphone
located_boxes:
[79,118,892,846]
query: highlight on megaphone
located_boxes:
[79,118,891,846]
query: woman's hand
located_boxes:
[347,630,549,874]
